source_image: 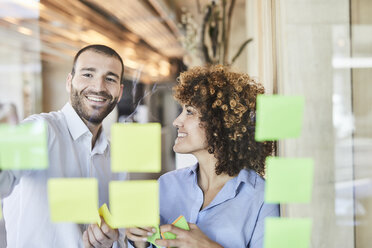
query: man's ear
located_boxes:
[117,84,124,102]
[66,73,73,93]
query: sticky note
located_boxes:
[98,203,117,229]
[255,95,305,141]
[48,178,99,223]
[147,226,161,248]
[264,218,312,248]
[111,123,161,173]
[161,215,190,240]
[109,180,159,227]
[265,157,314,203]
[0,121,48,170]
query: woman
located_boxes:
[126,65,279,248]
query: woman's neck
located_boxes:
[195,151,234,192]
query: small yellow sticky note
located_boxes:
[98,203,117,229]
[265,157,314,203]
[110,180,159,228]
[0,121,48,170]
[111,123,161,173]
[48,178,99,223]
[255,95,305,141]
[264,218,312,248]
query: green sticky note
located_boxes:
[0,121,48,170]
[147,226,161,248]
[109,180,159,228]
[48,178,99,223]
[162,215,190,240]
[255,95,304,141]
[265,157,314,203]
[111,123,161,173]
[264,218,312,248]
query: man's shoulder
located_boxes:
[24,110,63,123]
[23,110,67,137]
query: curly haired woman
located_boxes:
[126,65,280,248]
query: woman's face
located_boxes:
[172,105,208,155]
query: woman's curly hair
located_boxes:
[173,65,274,177]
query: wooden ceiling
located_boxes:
[0,0,193,83]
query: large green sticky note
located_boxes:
[255,95,305,141]
[265,157,314,203]
[109,180,159,228]
[0,121,48,170]
[111,123,161,173]
[48,178,99,223]
[162,215,190,240]
[264,218,312,248]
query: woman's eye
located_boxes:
[186,109,193,115]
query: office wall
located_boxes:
[351,0,372,247]
[245,0,357,247]
[276,1,355,247]
[42,60,70,113]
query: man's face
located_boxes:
[66,50,123,124]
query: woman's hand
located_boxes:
[125,226,156,248]
[155,223,223,248]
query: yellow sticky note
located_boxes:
[98,203,117,229]
[48,178,99,223]
[0,121,48,170]
[264,218,312,248]
[110,180,159,228]
[265,157,314,203]
[111,123,161,173]
[255,95,305,141]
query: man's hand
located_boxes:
[155,223,223,248]
[83,216,119,248]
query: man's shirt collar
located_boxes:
[61,102,89,140]
[61,102,108,154]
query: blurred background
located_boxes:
[0,0,372,247]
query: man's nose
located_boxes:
[92,77,106,91]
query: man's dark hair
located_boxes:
[71,44,125,84]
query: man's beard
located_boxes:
[70,85,118,124]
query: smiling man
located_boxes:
[0,45,126,248]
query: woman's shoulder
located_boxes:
[238,169,266,195]
[159,166,195,182]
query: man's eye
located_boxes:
[106,77,117,83]
[82,73,93,78]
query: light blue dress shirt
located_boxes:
[158,164,280,248]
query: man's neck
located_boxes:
[82,119,102,148]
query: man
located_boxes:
[0,45,126,248]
